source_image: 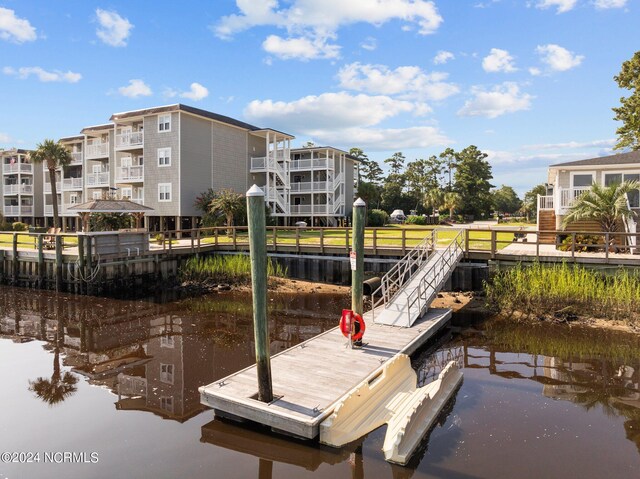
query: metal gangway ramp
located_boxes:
[367,229,464,328]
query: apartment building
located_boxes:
[14,104,360,230]
[1,148,43,224]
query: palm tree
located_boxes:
[443,191,462,220]
[30,140,73,229]
[562,181,639,233]
[423,188,444,215]
[209,188,244,233]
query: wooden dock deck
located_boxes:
[199,308,451,439]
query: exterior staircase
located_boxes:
[537,210,557,244]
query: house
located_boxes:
[537,150,639,243]
[28,104,361,230]
[1,148,43,224]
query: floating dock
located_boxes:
[199,307,452,439]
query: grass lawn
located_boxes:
[0,232,78,250]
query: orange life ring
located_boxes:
[339,311,366,341]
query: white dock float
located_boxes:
[320,355,463,465]
[199,308,452,440]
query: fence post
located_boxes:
[295,227,300,253]
[571,232,576,261]
[55,235,63,292]
[490,230,497,259]
[37,234,44,287]
[232,227,237,249]
[401,229,407,255]
[373,229,378,255]
[465,229,470,254]
[345,228,349,254]
[12,233,18,283]
[320,228,325,253]
[605,232,610,263]
[272,227,277,252]
[246,185,273,403]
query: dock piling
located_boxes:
[247,184,273,403]
[351,198,366,316]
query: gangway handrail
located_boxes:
[403,229,464,324]
[370,230,437,319]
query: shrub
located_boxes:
[405,215,427,226]
[367,209,389,227]
[557,234,603,252]
[12,222,28,231]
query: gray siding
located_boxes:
[212,122,248,194]
[143,112,180,216]
[179,113,213,217]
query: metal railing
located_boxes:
[370,230,437,317]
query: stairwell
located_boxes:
[538,210,557,244]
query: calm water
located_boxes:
[1,286,639,479]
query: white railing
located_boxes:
[4,205,33,216]
[290,204,312,214]
[559,187,590,209]
[3,184,33,195]
[290,158,330,171]
[268,186,288,214]
[86,141,109,159]
[70,152,83,164]
[290,181,330,192]
[115,131,144,149]
[538,195,554,210]
[116,165,144,182]
[86,172,110,186]
[44,204,63,216]
[251,156,288,186]
[63,177,83,190]
[3,163,33,174]
[44,181,62,193]
[250,157,267,170]
[334,194,344,214]
[333,172,344,189]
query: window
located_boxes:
[92,191,101,200]
[158,114,171,132]
[294,197,301,205]
[605,172,640,208]
[572,174,594,187]
[293,175,302,183]
[160,364,174,384]
[160,396,174,413]
[161,334,174,348]
[121,187,132,200]
[121,157,132,167]
[158,148,171,167]
[92,165,102,174]
[69,194,78,205]
[158,183,172,202]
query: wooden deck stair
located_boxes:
[538,210,556,244]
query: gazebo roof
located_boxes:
[67,199,154,213]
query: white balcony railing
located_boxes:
[44,204,63,216]
[70,152,83,164]
[559,187,590,210]
[115,131,144,149]
[289,203,332,215]
[85,141,109,159]
[290,158,330,171]
[86,172,110,187]
[116,165,144,182]
[63,177,83,190]
[3,163,33,174]
[538,195,554,210]
[290,181,330,193]
[3,205,33,216]
[44,181,62,193]
[3,184,33,195]
[122,196,144,205]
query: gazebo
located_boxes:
[67,199,154,232]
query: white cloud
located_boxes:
[214,0,442,60]
[0,132,12,143]
[312,126,450,151]
[535,44,584,71]
[96,9,133,47]
[482,48,517,73]
[337,62,459,101]
[263,34,340,60]
[3,66,81,83]
[458,82,533,119]
[0,7,36,43]
[245,92,416,130]
[118,79,152,98]
[528,67,542,76]
[360,37,377,51]
[180,82,209,101]
[433,50,455,65]
[522,138,616,150]
[535,0,578,13]
[593,0,627,8]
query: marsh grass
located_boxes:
[180,254,287,284]
[485,262,640,324]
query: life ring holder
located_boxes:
[340,311,366,341]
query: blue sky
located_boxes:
[0,0,637,194]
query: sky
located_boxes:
[0,0,638,194]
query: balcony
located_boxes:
[289,204,331,215]
[63,177,83,190]
[115,131,144,150]
[3,163,33,174]
[4,205,33,216]
[290,158,330,171]
[3,184,33,195]
[86,141,109,159]
[116,165,144,182]
[290,181,330,193]
[44,204,63,216]
[44,181,62,193]
[86,172,110,187]
[70,152,83,165]
[538,195,554,210]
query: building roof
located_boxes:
[291,146,361,162]
[109,103,279,133]
[59,135,84,142]
[67,199,154,213]
[550,150,640,168]
[0,148,31,156]
[80,123,114,134]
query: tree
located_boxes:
[302,141,316,148]
[439,147,457,191]
[613,51,640,150]
[443,191,462,220]
[562,181,639,234]
[454,145,494,219]
[30,140,73,229]
[423,188,444,215]
[384,152,405,176]
[492,185,522,215]
[522,184,547,221]
[405,156,443,211]
[209,189,244,230]
[350,147,383,184]
[357,181,381,209]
